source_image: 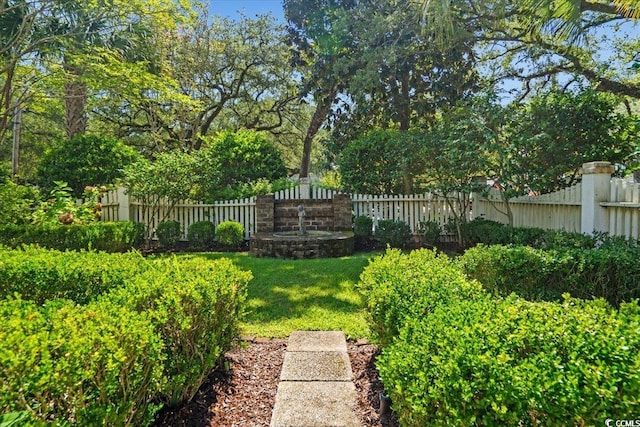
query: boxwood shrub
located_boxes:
[187,220,216,249]
[459,243,640,307]
[378,296,640,427]
[0,221,144,252]
[0,246,149,304]
[0,249,252,424]
[358,248,484,347]
[216,220,244,247]
[155,220,182,248]
[99,256,251,405]
[0,296,165,426]
[374,219,412,248]
[459,217,597,250]
[362,249,640,426]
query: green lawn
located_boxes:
[180,252,377,339]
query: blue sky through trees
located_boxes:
[209,0,285,20]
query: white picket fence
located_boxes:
[99,186,464,240]
[473,171,640,240]
[100,162,640,242]
[473,184,583,233]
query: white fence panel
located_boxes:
[473,185,582,233]
[605,178,640,239]
[351,192,460,234]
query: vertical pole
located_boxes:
[117,187,131,222]
[299,177,310,200]
[11,105,21,179]
[581,161,614,236]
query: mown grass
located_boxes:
[178,252,378,339]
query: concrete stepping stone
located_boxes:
[280,351,352,381]
[287,330,348,352]
[270,331,361,427]
[270,382,360,427]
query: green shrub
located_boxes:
[187,221,216,249]
[417,220,441,245]
[459,243,640,307]
[0,296,164,426]
[0,179,40,226]
[358,248,484,347]
[374,219,412,248]
[459,217,597,249]
[36,134,139,198]
[0,221,144,252]
[216,220,244,247]
[103,256,251,405]
[0,250,252,423]
[155,220,182,247]
[0,246,150,304]
[353,216,373,238]
[378,296,640,426]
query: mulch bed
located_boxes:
[152,338,399,427]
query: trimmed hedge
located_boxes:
[0,297,164,426]
[216,221,244,247]
[358,249,484,347]
[361,248,640,426]
[0,246,149,304]
[187,221,216,249]
[374,219,412,248]
[0,249,252,425]
[378,296,640,426]
[459,243,640,307]
[104,257,250,405]
[0,221,144,252]
[459,217,597,250]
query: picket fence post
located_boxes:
[581,161,614,236]
[116,187,130,222]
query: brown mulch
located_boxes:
[152,338,399,427]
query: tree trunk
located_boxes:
[300,88,337,178]
[63,62,87,139]
[0,62,15,141]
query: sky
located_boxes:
[209,0,285,20]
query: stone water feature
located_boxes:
[249,186,354,258]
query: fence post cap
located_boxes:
[582,161,614,175]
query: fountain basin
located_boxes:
[250,231,355,259]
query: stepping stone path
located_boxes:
[270,331,361,427]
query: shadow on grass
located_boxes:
[191,252,379,338]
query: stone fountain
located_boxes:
[249,180,354,258]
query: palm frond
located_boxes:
[614,0,640,19]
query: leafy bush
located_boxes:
[0,221,144,252]
[36,134,139,198]
[353,216,373,238]
[378,296,640,426]
[31,181,106,226]
[417,220,441,245]
[0,250,252,423]
[187,221,216,249]
[0,296,164,426]
[459,243,640,307]
[155,220,182,247]
[216,221,244,247]
[374,219,412,248]
[196,130,288,202]
[0,179,40,225]
[0,247,149,304]
[362,249,640,426]
[459,217,598,249]
[358,248,484,347]
[103,257,251,405]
